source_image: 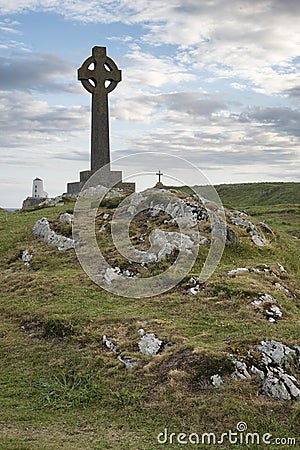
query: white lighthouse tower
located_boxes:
[32,177,48,198]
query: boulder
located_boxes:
[32,217,75,251]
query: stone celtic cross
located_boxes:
[78,46,121,172]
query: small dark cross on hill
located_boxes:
[156,170,163,183]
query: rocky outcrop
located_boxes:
[256,340,300,401]
[226,209,268,247]
[231,340,300,401]
[32,217,75,251]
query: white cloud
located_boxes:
[0,1,299,94]
[0,90,89,149]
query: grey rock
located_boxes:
[230,357,251,379]
[228,267,249,275]
[102,335,118,353]
[149,229,205,262]
[102,335,137,369]
[265,305,282,323]
[32,217,75,251]
[22,250,33,266]
[261,372,292,401]
[251,232,267,247]
[211,374,223,388]
[226,226,239,246]
[117,354,138,370]
[138,333,162,356]
[274,282,289,294]
[251,365,265,380]
[277,263,287,273]
[257,340,298,370]
[59,212,73,224]
[261,367,300,401]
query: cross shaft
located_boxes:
[78,46,121,172]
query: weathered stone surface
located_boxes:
[32,217,75,251]
[230,357,251,379]
[102,335,138,369]
[228,267,249,275]
[149,229,203,261]
[101,266,134,284]
[138,330,163,356]
[250,232,267,247]
[59,212,73,224]
[257,340,298,369]
[210,374,222,388]
[22,250,32,266]
[67,47,135,194]
[226,226,239,246]
[226,210,267,247]
[261,368,300,401]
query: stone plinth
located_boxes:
[67,169,135,195]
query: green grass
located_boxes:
[0,188,299,449]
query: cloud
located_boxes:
[0,1,299,95]
[240,107,300,137]
[0,18,21,34]
[0,53,78,92]
[0,90,89,149]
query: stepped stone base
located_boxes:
[67,169,135,195]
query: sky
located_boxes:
[0,0,299,207]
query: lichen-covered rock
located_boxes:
[261,367,300,401]
[226,226,239,246]
[32,217,74,251]
[230,357,251,379]
[211,374,222,388]
[255,340,300,401]
[149,229,206,262]
[59,212,73,224]
[138,331,163,356]
[257,340,298,370]
[22,250,33,266]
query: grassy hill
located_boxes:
[0,185,299,449]
[207,181,300,208]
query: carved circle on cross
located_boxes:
[78,47,121,94]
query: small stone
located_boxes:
[274,283,289,294]
[59,212,73,224]
[228,268,249,275]
[251,232,267,247]
[211,374,222,388]
[277,263,286,273]
[189,285,200,295]
[230,357,251,379]
[138,333,162,356]
[22,250,33,266]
